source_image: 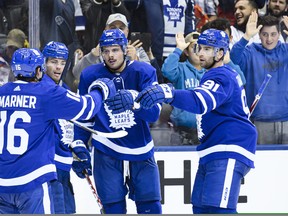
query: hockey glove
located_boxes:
[70,140,92,179]
[106,89,139,114]
[88,78,116,100]
[135,83,175,109]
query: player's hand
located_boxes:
[106,89,139,114]
[135,83,175,109]
[88,78,116,100]
[70,140,92,178]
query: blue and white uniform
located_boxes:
[0,76,102,212]
[170,65,257,211]
[75,60,162,210]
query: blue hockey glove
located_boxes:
[106,89,139,114]
[135,83,175,109]
[70,140,92,179]
[88,78,116,100]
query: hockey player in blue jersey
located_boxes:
[0,48,116,214]
[128,29,258,213]
[74,28,162,214]
[42,41,85,214]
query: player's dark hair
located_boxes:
[258,15,280,32]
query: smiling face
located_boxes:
[45,57,66,83]
[268,0,288,17]
[259,25,280,50]
[234,0,256,26]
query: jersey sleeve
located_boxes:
[171,69,234,114]
[43,84,102,121]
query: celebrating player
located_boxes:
[0,48,116,214]
[74,28,162,214]
[133,29,257,213]
[42,41,90,214]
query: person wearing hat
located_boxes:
[80,0,130,54]
[0,28,27,64]
[72,13,151,87]
[161,31,206,145]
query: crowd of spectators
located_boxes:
[1,0,288,145]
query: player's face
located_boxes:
[259,26,280,50]
[197,45,216,69]
[234,0,255,26]
[268,0,287,17]
[101,45,125,70]
[45,58,66,83]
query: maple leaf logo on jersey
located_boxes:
[104,103,136,130]
[196,114,205,140]
[163,0,184,27]
[58,119,74,146]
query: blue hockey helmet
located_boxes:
[197,29,229,55]
[11,48,45,78]
[42,41,69,60]
[99,29,128,51]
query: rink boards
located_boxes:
[71,145,288,214]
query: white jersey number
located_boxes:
[0,111,30,154]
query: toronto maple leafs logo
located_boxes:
[163,0,184,27]
[58,119,74,146]
[104,103,136,130]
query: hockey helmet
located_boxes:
[99,29,128,51]
[11,48,46,78]
[197,29,229,55]
[42,41,69,60]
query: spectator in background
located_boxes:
[162,0,196,61]
[195,0,219,21]
[0,28,26,64]
[123,0,164,68]
[0,28,27,83]
[0,56,10,86]
[79,0,130,54]
[232,0,260,45]
[72,13,151,87]
[266,0,288,41]
[230,13,288,144]
[161,31,205,145]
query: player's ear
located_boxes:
[35,67,43,80]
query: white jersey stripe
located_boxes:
[92,134,154,155]
[197,144,255,162]
[195,87,217,110]
[195,92,207,114]
[72,96,87,121]
[85,94,95,120]
[220,159,236,208]
[0,164,56,186]
[42,182,51,214]
[54,154,73,165]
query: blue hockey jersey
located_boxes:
[0,75,102,193]
[42,75,74,171]
[171,65,257,168]
[75,60,160,161]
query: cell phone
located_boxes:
[130,32,151,52]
